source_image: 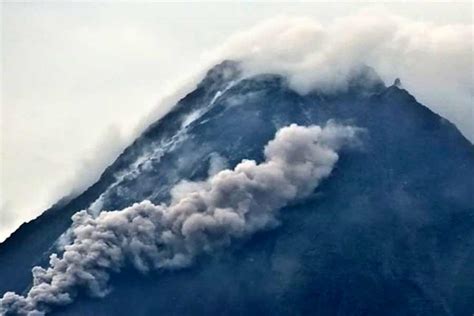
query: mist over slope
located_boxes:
[1,60,473,315]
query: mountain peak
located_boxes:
[393,77,402,88]
[198,60,242,88]
[345,64,386,94]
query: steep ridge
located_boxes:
[1,61,473,315]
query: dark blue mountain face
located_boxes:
[1,61,473,315]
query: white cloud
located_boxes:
[209,13,473,138]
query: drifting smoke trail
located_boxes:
[0,122,360,315]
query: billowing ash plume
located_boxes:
[0,122,360,315]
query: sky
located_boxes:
[1,1,473,243]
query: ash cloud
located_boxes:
[0,122,360,315]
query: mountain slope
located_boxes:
[1,61,473,315]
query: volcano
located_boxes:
[1,61,473,316]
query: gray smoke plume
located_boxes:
[0,122,359,315]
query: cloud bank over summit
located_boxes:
[139,11,472,144]
[210,13,473,138]
[0,122,360,314]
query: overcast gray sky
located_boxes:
[1,1,472,242]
